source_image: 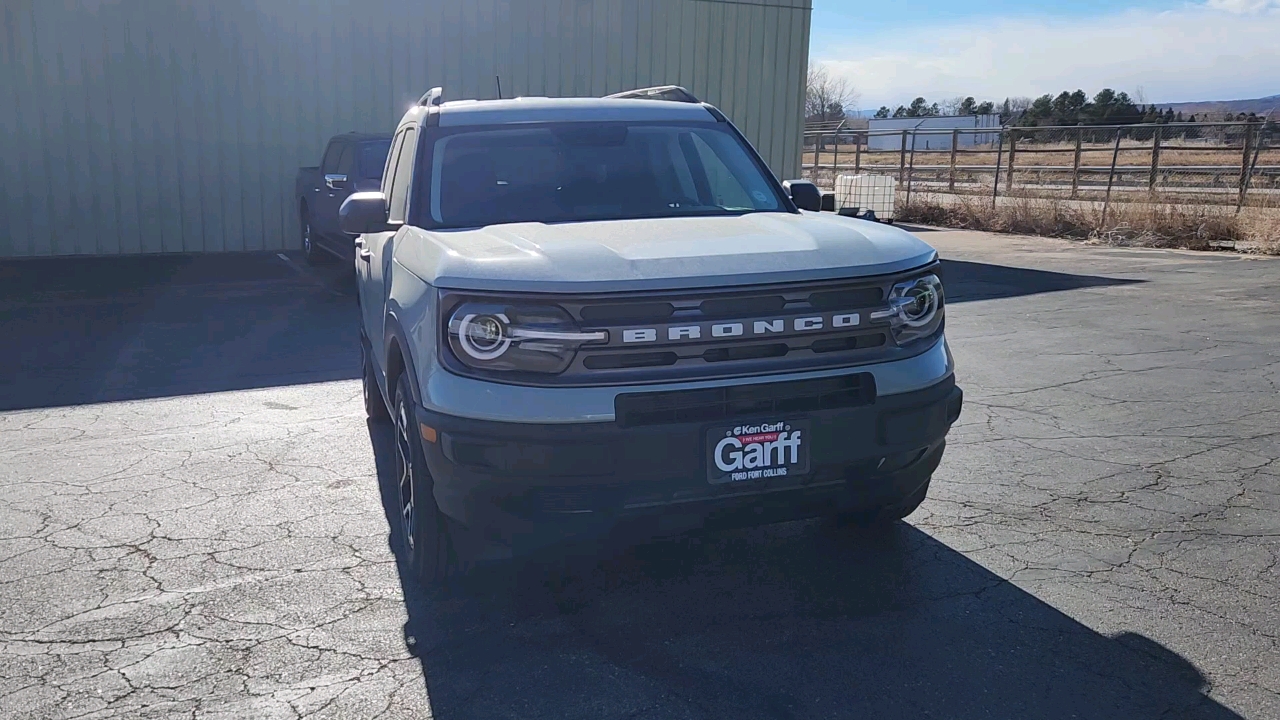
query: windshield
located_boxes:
[418,122,786,229]
[359,140,392,179]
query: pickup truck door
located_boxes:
[358,128,416,378]
[315,142,355,252]
[311,140,344,239]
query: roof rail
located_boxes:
[417,87,444,107]
[606,85,701,104]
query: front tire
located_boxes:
[393,372,447,587]
[362,340,390,423]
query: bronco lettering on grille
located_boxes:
[619,311,861,345]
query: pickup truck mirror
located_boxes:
[782,180,822,212]
[324,173,348,190]
[339,192,391,234]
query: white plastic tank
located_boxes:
[834,174,897,222]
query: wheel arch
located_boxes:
[383,312,424,407]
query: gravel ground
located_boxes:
[1,236,1276,719]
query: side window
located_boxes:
[320,142,343,174]
[689,135,753,209]
[381,132,406,197]
[335,144,354,177]
[387,128,417,223]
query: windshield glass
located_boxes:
[419,122,785,229]
[359,140,392,179]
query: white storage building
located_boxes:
[0,0,812,258]
[867,115,1001,151]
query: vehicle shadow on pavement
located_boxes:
[365,421,1240,720]
[0,253,360,411]
[941,258,1142,303]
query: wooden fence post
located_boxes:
[1148,125,1162,193]
[814,134,822,174]
[949,129,959,193]
[833,131,840,174]
[905,134,918,208]
[854,137,862,174]
[1101,127,1124,228]
[1237,123,1256,211]
[1005,130,1017,192]
[1071,125,1083,199]
[898,130,909,182]
[992,129,1005,210]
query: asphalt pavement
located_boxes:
[1,236,1277,719]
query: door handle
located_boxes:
[358,248,372,261]
[353,238,365,248]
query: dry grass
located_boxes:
[896,192,1280,255]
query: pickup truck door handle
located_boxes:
[358,249,372,261]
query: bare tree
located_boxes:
[806,64,859,123]
[939,96,967,116]
[1007,96,1034,114]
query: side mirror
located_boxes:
[339,192,390,234]
[324,173,348,190]
[783,180,822,212]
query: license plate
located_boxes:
[706,419,811,484]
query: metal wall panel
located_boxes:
[0,0,811,257]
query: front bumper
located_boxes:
[417,374,963,557]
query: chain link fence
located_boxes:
[802,121,1278,215]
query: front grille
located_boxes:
[615,373,876,428]
[440,263,939,387]
[557,270,936,385]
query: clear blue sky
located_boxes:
[810,0,1280,109]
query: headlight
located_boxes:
[870,274,944,345]
[446,302,606,374]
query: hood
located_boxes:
[393,212,938,293]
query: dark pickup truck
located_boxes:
[296,133,391,263]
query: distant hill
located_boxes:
[1160,95,1280,118]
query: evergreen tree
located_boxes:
[905,97,934,117]
[873,106,891,119]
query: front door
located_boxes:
[358,128,415,390]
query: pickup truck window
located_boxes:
[335,144,354,176]
[320,142,343,174]
[420,122,786,230]
[359,140,392,179]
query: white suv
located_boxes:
[340,86,962,585]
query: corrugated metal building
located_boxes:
[0,0,812,258]
[867,115,1002,151]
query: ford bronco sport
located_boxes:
[340,86,962,584]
